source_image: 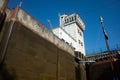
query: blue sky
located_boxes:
[8,0,120,55]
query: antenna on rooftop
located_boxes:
[58,13,61,17]
[19,0,23,7]
[47,19,53,30]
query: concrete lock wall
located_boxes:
[17,8,74,56]
[87,60,120,80]
[0,7,88,80]
[88,62,113,80]
[0,21,75,80]
[0,8,76,80]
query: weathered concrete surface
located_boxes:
[0,7,88,80]
[0,7,77,80]
[17,8,74,56]
[0,21,75,80]
[75,63,87,80]
[87,60,120,80]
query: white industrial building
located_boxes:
[52,13,86,55]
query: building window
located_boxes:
[61,38,65,42]
[74,15,76,21]
[65,19,67,23]
[78,40,83,47]
[67,18,69,23]
[66,42,69,45]
[78,29,82,36]
[81,42,83,46]
[70,17,72,22]
[78,40,81,44]
[72,17,74,21]
[79,32,82,36]
[61,16,63,19]
[78,29,79,33]
[70,17,73,22]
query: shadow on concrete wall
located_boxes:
[88,59,120,80]
[114,59,120,80]
[0,62,17,80]
[75,64,80,80]
[85,63,90,80]
[75,63,87,80]
[0,11,6,32]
